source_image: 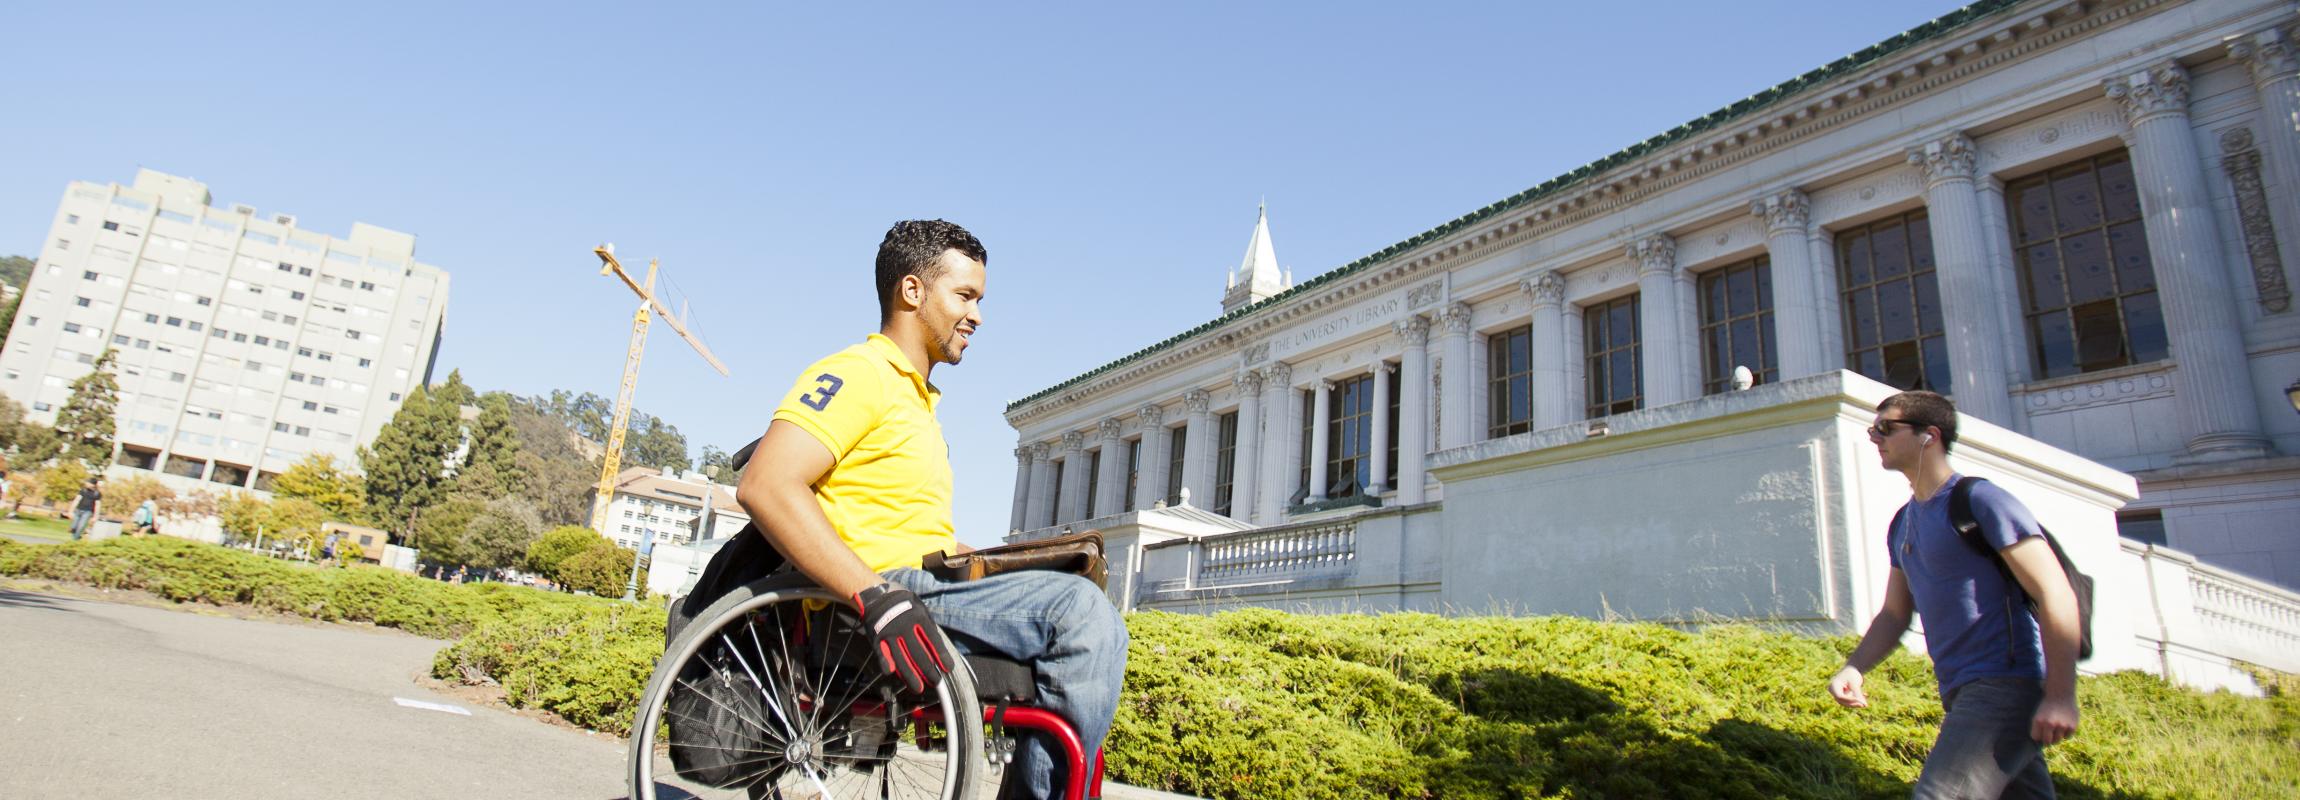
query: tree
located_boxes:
[360,377,464,538]
[12,420,60,467]
[526,525,605,586]
[698,444,733,483]
[0,291,19,352]
[97,474,173,518]
[218,492,270,540]
[271,453,366,521]
[36,461,89,507]
[162,489,219,518]
[559,538,644,597]
[0,255,33,289]
[411,495,486,566]
[0,392,29,453]
[626,416,691,474]
[53,348,119,468]
[462,495,543,571]
[451,393,525,499]
[508,399,597,527]
[268,498,327,556]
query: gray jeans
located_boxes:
[1914,677,2057,799]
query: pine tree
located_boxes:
[359,384,461,539]
[53,348,119,468]
[452,393,526,498]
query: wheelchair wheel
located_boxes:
[629,574,984,800]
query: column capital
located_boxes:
[1060,431,1085,452]
[2104,61,2190,123]
[1137,403,1165,427]
[1097,417,1125,440]
[1030,442,1053,460]
[1438,302,1474,336]
[1392,314,1432,345]
[1237,367,1265,393]
[1520,270,1567,308]
[1376,360,1396,376]
[1015,446,1034,464]
[1625,234,1677,277]
[1183,388,1212,413]
[1265,361,1293,388]
[1317,378,1334,391]
[1905,133,1978,184]
[2228,26,2299,85]
[1748,189,1812,233]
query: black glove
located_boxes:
[853,583,948,695]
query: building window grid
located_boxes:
[1584,295,1643,418]
[1699,256,1778,394]
[1487,325,1534,438]
[1838,210,1949,392]
[1123,438,1141,513]
[2005,151,2166,379]
[1325,374,1375,499]
[1385,367,1400,487]
[1084,450,1102,519]
[1164,425,1186,508]
[1212,412,1239,516]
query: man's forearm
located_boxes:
[741,481,882,600]
[2032,582,2082,699]
[1844,610,1911,673]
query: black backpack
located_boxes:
[1893,476,2094,660]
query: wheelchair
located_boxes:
[627,569,1108,799]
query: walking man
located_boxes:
[1828,390,2082,798]
[737,219,1127,799]
[69,478,102,540]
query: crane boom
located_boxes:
[589,246,729,541]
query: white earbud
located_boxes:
[1921,433,1933,445]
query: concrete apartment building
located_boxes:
[3,169,449,492]
[1003,0,2300,691]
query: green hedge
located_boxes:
[7,537,2292,798]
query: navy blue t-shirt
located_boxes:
[1887,475,2048,695]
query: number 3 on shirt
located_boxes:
[799,373,844,411]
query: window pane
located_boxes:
[2023,244,2065,313]
[2108,221,2153,293]
[2013,182,2056,244]
[1727,267,1756,317]
[1872,225,1909,279]
[1849,288,1878,348]
[1877,278,1915,343]
[2098,155,2141,222]
[1842,233,1873,285]
[2062,230,2113,303]
[1921,336,1952,393]
[1882,340,1924,389]
[2033,309,2075,379]
[2070,299,2126,371]
[2122,292,2168,363]
[1730,318,1760,373]
[1907,216,1935,271]
[2052,167,2104,235]
[1914,277,1943,337]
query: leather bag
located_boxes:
[921,530,1108,589]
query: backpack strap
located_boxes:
[1947,476,1998,561]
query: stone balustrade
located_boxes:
[1197,520,1358,583]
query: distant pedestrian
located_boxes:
[133,498,158,535]
[69,479,102,541]
[1828,390,2081,799]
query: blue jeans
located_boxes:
[69,509,93,540]
[884,567,1128,800]
[1915,677,2057,799]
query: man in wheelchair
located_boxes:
[728,219,1128,799]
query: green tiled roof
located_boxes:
[1007,0,2025,414]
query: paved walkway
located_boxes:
[0,586,1201,800]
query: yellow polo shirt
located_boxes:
[770,333,957,572]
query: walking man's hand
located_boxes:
[1828,665,1869,709]
[2031,692,2079,745]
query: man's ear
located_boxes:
[898,274,926,311]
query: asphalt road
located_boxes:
[0,587,629,800]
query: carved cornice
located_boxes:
[1098,418,1125,440]
[1749,189,1811,233]
[1438,302,1473,336]
[2228,26,2299,85]
[1137,403,1165,427]
[2104,61,2190,123]
[1183,389,1212,414]
[1906,133,1979,185]
[1060,431,1085,452]
[1393,315,1431,345]
[1003,0,2173,427]
[1521,270,1567,308]
[1625,235,1677,277]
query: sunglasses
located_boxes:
[1866,419,1923,439]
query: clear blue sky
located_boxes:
[3,1,1969,546]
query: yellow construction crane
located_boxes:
[589,244,729,542]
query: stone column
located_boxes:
[1057,431,1088,524]
[1369,362,1393,495]
[1752,190,1827,380]
[2106,63,2272,460]
[2230,27,2300,311]
[1627,234,1685,406]
[1229,369,1263,523]
[1393,317,1431,505]
[1260,361,1295,522]
[1974,176,2035,395]
[1307,379,1332,501]
[1437,303,1474,449]
[1027,443,1056,530]
[1181,390,1214,507]
[1906,132,2015,426]
[1676,266,1700,395]
[1134,404,1166,511]
[1521,271,1569,430]
[1095,418,1127,518]
[1008,445,1033,533]
[1809,228,1846,368]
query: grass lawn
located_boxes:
[0,515,74,542]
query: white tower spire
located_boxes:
[1222,203,1290,314]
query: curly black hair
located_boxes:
[875,220,986,323]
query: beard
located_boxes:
[931,328,966,365]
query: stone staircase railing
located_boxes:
[1197,520,1357,583]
